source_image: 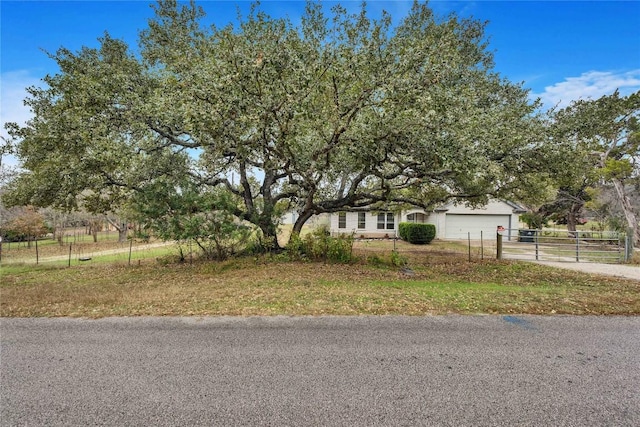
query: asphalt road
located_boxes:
[1,316,639,426]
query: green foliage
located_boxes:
[284,233,306,260]
[603,158,633,181]
[131,178,253,260]
[4,0,550,251]
[549,90,640,243]
[607,216,628,233]
[365,253,385,267]
[285,226,355,263]
[398,223,408,240]
[390,250,408,267]
[398,223,436,244]
[244,235,274,257]
[520,212,547,229]
[364,250,408,268]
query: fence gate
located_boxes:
[499,229,627,263]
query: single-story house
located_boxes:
[328,199,525,240]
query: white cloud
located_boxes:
[1,70,42,167]
[533,69,640,109]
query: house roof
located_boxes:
[434,199,526,214]
[323,199,527,215]
[502,200,527,213]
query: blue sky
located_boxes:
[2,0,640,152]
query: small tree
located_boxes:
[519,212,548,230]
[131,178,252,260]
[5,207,48,247]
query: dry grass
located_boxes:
[1,240,638,318]
[0,233,173,266]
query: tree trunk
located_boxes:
[88,219,102,243]
[566,202,582,238]
[611,179,640,246]
[55,226,64,246]
[105,217,128,243]
[291,210,315,242]
[118,224,128,243]
[257,219,281,252]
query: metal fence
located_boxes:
[497,229,628,263]
[0,239,175,267]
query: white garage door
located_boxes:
[444,214,511,239]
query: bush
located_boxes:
[398,223,436,244]
[285,226,355,263]
[366,254,384,266]
[285,233,307,260]
[390,250,408,266]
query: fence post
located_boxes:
[576,232,580,262]
[618,233,624,263]
[626,228,634,262]
[496,232,503,260]
[480,231,484,260]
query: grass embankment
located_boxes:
[1,241,638,317]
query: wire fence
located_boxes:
[1,228,631,268]
[0,237,177,268]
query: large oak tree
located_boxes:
[4,0,549,249]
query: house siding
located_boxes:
[437,200,521,239]
[330,212,401,238]
[327,200,524,240]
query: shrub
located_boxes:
[398,223,436,244]
[366,254,384,266]
[285,233,307,260]
[390,250,408,266]
[285,226,355,263]
[326,234,355,263]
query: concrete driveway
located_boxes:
[2,316,639,426]
[535,261,640,281]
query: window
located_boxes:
[407,213,427,223]
[386,213,395,229]
[377,212,395,230]
[357,212,366,229]
[338,212,346,229]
